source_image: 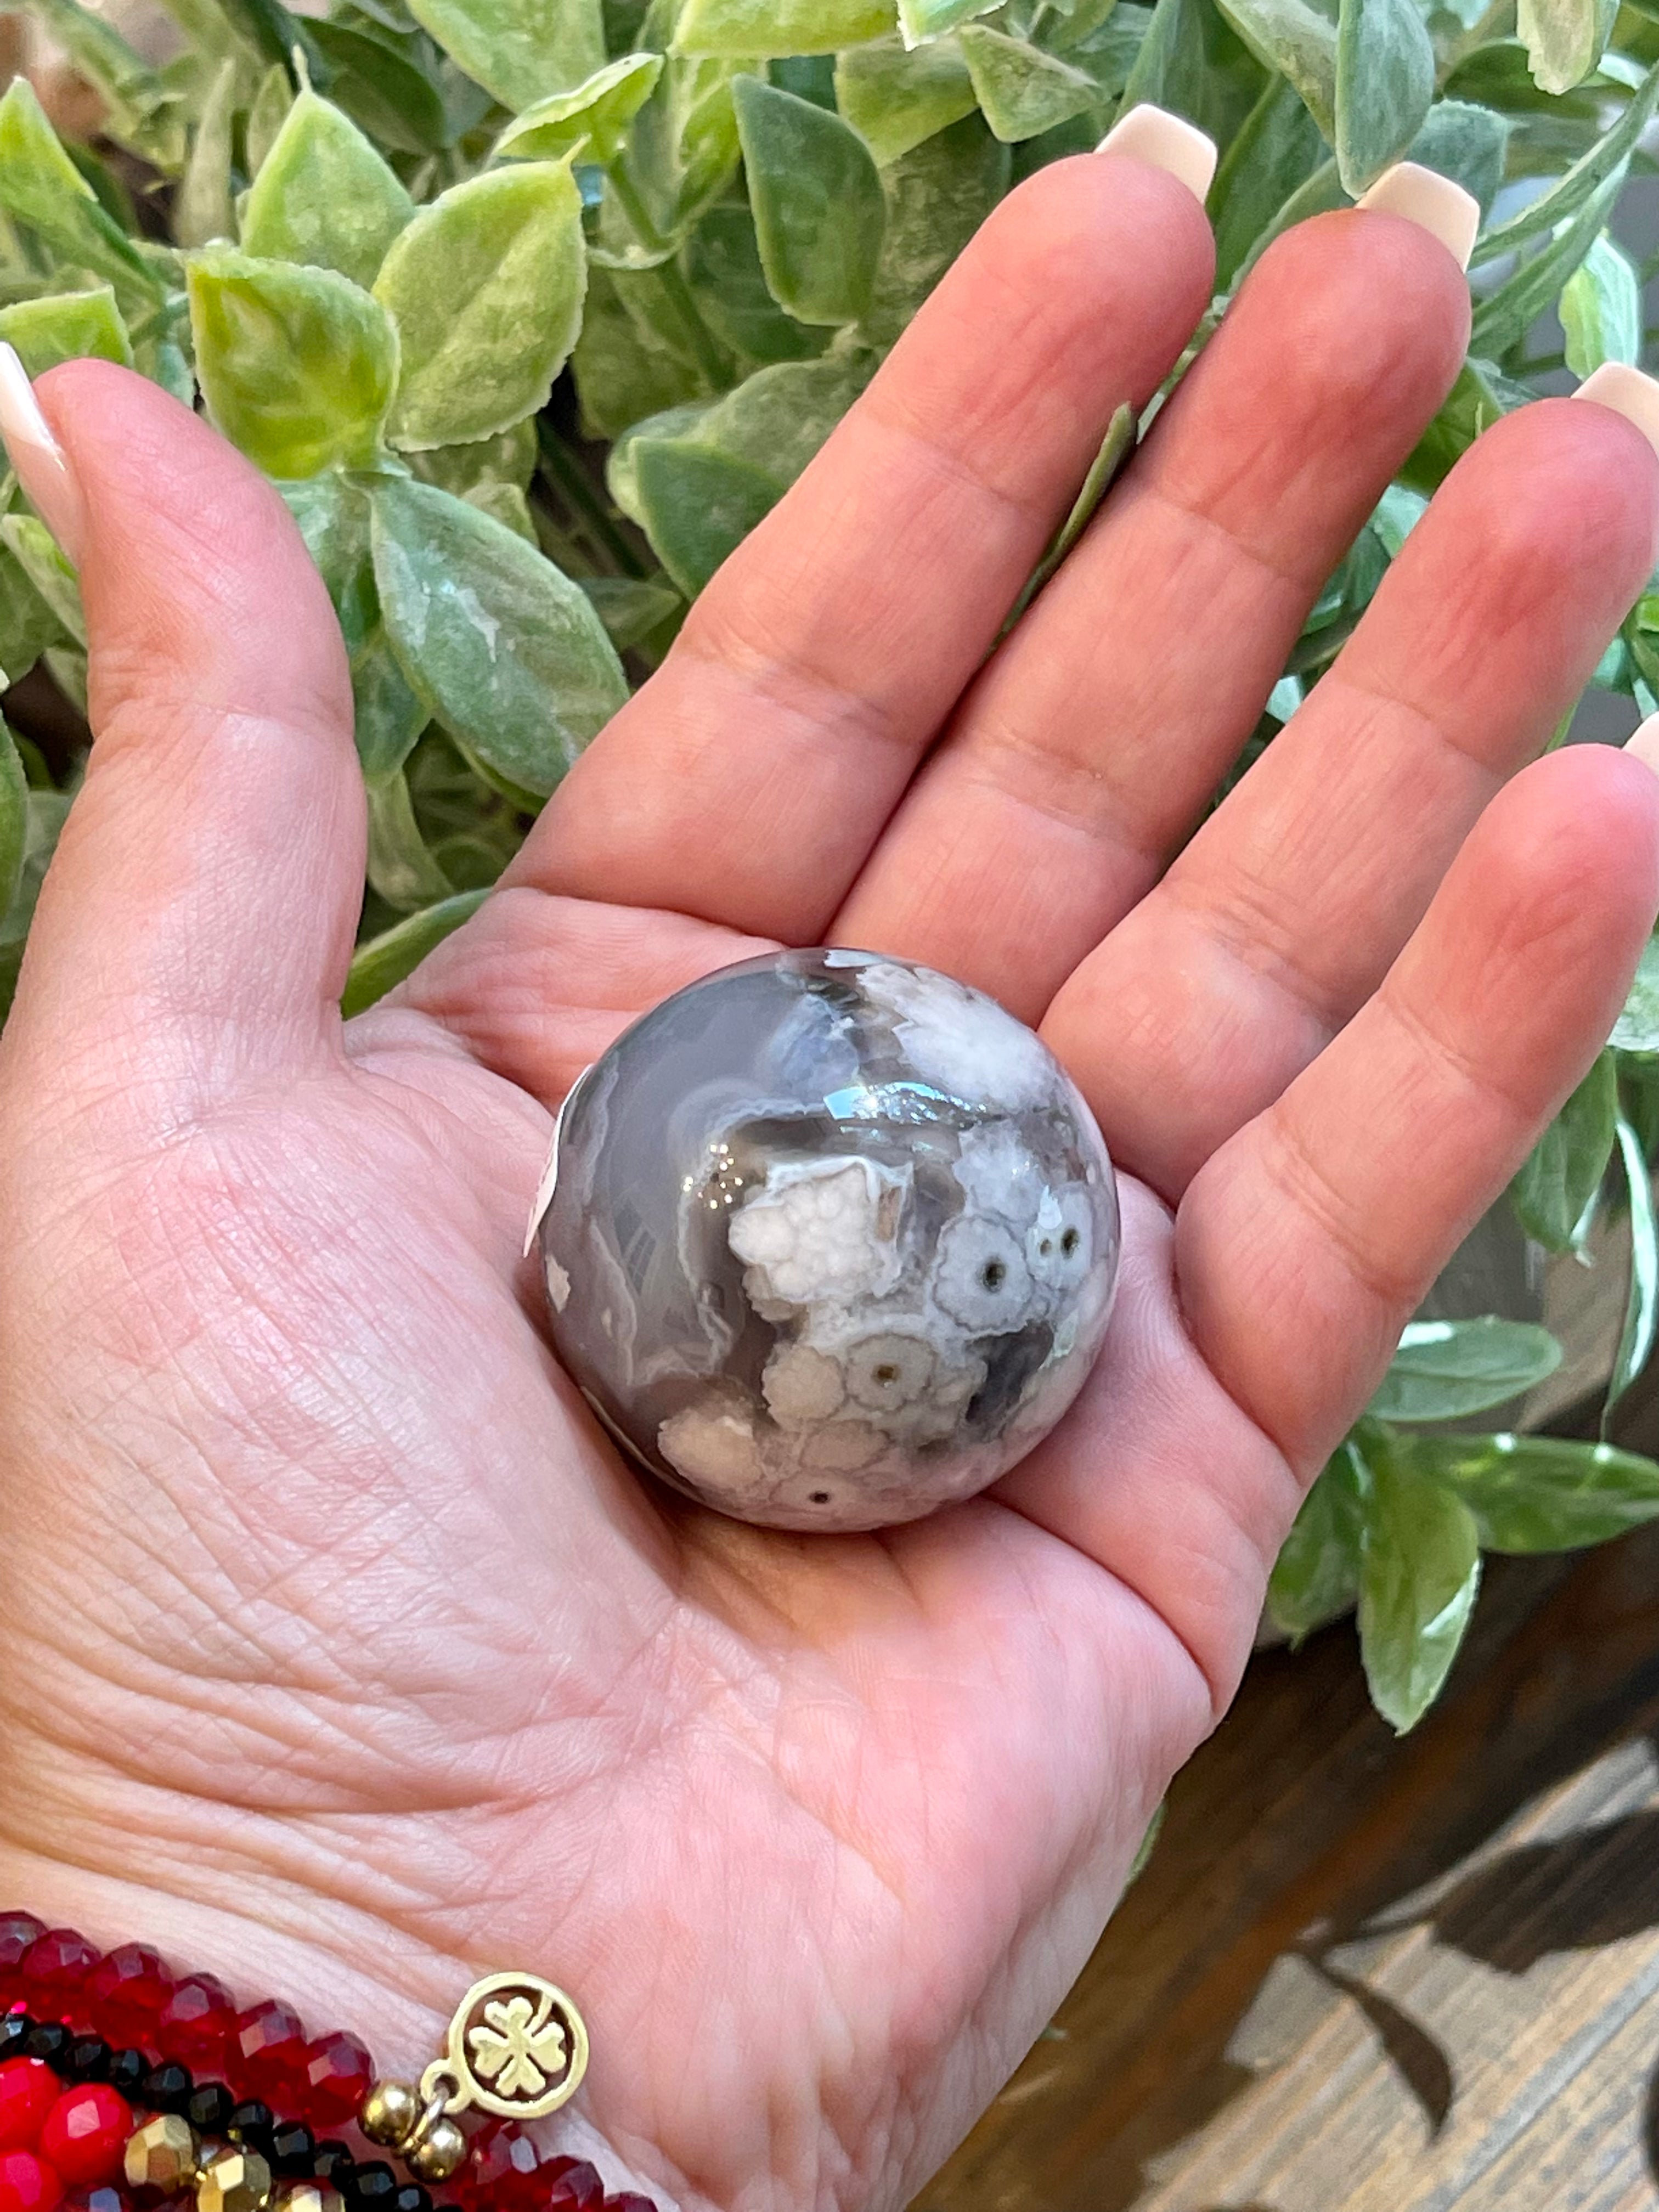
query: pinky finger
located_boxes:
[1175,743,1659,1478]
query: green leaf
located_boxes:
[1368,1316,1564,1423]
[0,286,132,374]
[375,162,586,451]
[1003,400,1135,631]
[835,37,979,168]
[734,77,886,328]
[342,887,487,1017]
[958,25,1101,142]
[1607,1115,1658,1421]
[1,516,84,647]
[28,0,186,170]
[1210,69,1329,289]
[0,787,70,1025]
[173,55,239,249]
[369,473,628,797]
[0,78,159,300]
[245,62,295,177]
[408,421,540,499]
[302,18,450,157]
[859,109,1008,348]
[1406,98,1509,221]
[673,0,895,53]
[578,572,682,650]
[1517,0,1617,93]
[1209,0,1336,142]
[899,0,1002,40]
[0,541,65,686]
[1118,0,1213,125]
[1334,0,1434,195]
[494,52,664,163]
[189,250,399,478]
[353,625,430,781]
[1403,1431,1659,1550]
[682,205,830,364]
[570,262,707,438]
[628,434,780,595]
[0,714,25,925]
[404,0,605,107]
[366,766,453,908]
[1358,1449,1481,1733]
[242,89,415,293]
[280,469,376,651]
[1266,1439,1367,1644]
[1510,1050,1618,1252]
[1559,229,1640,377]
[1613,933,1659,1053]
[1474,60,1659,260]
[1398,353,1523,495]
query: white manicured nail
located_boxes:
[1354,162,1480,272]
[1626,714,1659,775]
[1575,362,1659,458]
[1097,104,1217,205]
[0,342,84,565]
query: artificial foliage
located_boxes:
[3,0,1659,1727]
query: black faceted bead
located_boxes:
[186,2084,236,2136]
[24,2022,70,2070]
[390,2188,431,2212]
[140,2062,194,2113]
[347,2162,398,2211]
[313,2143,356,2191]
[227,2102,275,2153]
[0,2015,33,2061]
[270,2123,315,2176]
[106,2049,148,2097]
[65,2036,111,2083]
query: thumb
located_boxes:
[0,351,362,1089]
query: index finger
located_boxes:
[506,135,1216,940]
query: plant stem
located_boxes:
[535,420,647,578]
[606,165,732,390]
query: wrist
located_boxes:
[0,1863,685,2212]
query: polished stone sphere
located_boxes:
[536,949,1120,1532]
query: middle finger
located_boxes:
[833,200,1471,1017]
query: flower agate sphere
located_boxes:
[536,950,1120,1532]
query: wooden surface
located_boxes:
[921,1378,1659,2212]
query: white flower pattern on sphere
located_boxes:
[537,950,1120,1532]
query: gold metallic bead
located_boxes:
[196,2147,274,2212]
[274,2187,342,2212]
[404,2118,467,2186]
[125,2115,201,2193]
[359,2079,420,2148]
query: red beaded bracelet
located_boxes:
[0,1917,658,2212]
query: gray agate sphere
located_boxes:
[537,950,1120,1532]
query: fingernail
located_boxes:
[0,343,84,565]
[1575,362,1659,458]
[1354,162,1480,272]
[1626,714,1659,775]
[1097,103,1217,205]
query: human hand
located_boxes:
[2,132,1656,2212]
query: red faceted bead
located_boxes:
[63,2191,123,2212]
[38,2090,129,2188]
[298,2033,371,2127]
[84,1951,170,2056]
[0,1926,43,2006]
[542,2160,602,2211]
[230,2000,307,2112]
[0,2153,62,2212]
[19,1937,98,2028]
[0,2062,64,2152]
[154,1977,234,2075]
[459,2124,541,2212]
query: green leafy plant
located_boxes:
[4,0,1659,1731]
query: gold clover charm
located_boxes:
[421,1973,590,2121]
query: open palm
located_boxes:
[2,147,1657,2212]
